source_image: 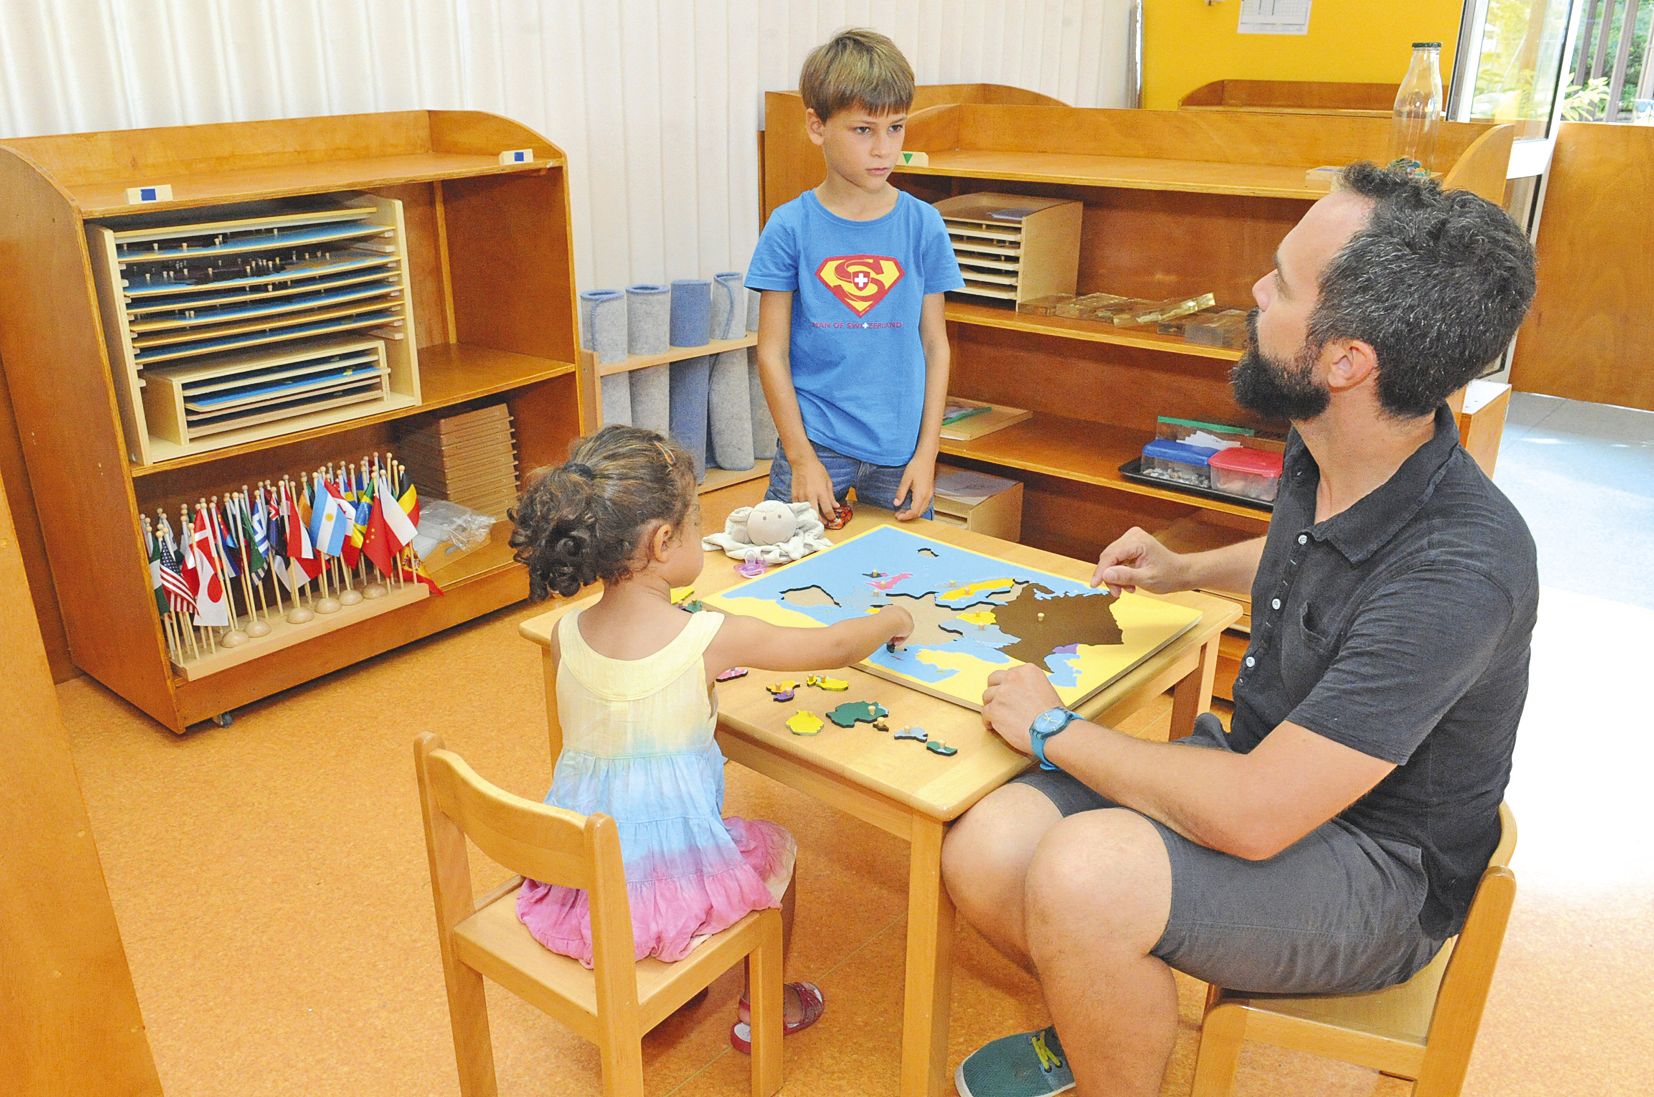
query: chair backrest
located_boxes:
[414,732,638,989]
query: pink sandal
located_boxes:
[729,981,826,1053]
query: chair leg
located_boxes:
[747,910,785,1097]
[442,962,500,1097]
[1189,1002,1249,1097]
[598,1004,646,1097]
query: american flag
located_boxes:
[157,523,196,614]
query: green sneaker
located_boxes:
[955,1026,1075,1096]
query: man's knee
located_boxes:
[1024,808,1173,959]
[942,782,1060,914]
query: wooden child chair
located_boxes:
[414,732,784,1097]
[1191,803,1517,1097]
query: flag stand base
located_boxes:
[172,583,429,681]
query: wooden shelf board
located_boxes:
[71,153,563,216]
[132,343,573,478]
[937,412,1273,522]
[426,530,521,588]
[900,150,1326,200]
[595,333,757,377]
[699,460,772,496]
[945,300,1243,361]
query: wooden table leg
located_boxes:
[1168,634,1222,740]
[899,816,955,1097]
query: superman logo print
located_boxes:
[816,255,903,316]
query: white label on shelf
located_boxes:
[125,184,174,203]
[498,148,534,165]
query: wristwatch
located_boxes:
[1029,707,1082,772]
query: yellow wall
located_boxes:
[1143,0,1464,111]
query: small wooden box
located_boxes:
[934,192,1082,306]
[931,465,1024,541]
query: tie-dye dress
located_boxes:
[517,607,796,965]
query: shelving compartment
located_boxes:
[88,195,421,465]
[934,192,1081,305]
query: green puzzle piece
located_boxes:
[827,700,889,728]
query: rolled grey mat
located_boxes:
[748,347,777,460]
[627,284,670,356]
[630,363,670,435]
[669,278,712,347]
[600,373,632,426]
[746,288,760,333]
[710,271,744,341]
[708,349,754,470]
[668,354,711,480]
[578,289,627,364]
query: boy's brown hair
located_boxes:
[799,28,915,121]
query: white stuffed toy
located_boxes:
[703,499,832,563]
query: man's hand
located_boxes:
[981,663,1063,756]
[1091,526,1189,595]
[894,456,935,521]
[790,455,839,522]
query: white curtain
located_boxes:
[0,0,1133,288]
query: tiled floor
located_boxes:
[57,392,1654,1096]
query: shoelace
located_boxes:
[1031,1029,1064,1074]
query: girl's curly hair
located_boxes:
[508,425,697,601]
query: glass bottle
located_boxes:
[1390,42,1443,176]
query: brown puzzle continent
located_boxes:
[992,583,1123,671]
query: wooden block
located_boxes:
[938,398,1032,441]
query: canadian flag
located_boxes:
[188,508,231,627]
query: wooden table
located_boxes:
[519,514,1241,1097]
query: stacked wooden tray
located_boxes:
[87,197,420,464]
[933,193,1082,306]
[396,404,520,518]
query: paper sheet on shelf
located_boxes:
[935,467,1019,507]
[1239,0,1312,35]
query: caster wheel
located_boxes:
[211,712,234,728]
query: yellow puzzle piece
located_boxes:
[957,609,997,627]
[940,577,1017,602]
[670,587,695,605]
[806,674,849,691]
[785,711,824,736]
[766,680,799,695]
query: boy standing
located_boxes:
[746,29,963,521]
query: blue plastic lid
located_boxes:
[1142,438,1218,465]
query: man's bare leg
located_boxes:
[1023,808,1178,1097]
[941,782,1063,970]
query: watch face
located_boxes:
[1032,708,1068,735]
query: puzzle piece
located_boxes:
[767,680,798,702]
[670,587,695,605]
[786,711,824,736]
[827,700,889,728]
[806,674,849,692]
[715,667,749,682]
[894,726,929,743]
[925,740,958,756]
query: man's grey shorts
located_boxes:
[1011,713,1445,995]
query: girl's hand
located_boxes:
[791,455,839,523]
[881,605,914,648]
[894,457,935,521]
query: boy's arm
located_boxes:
[755,290,838,519]
[896,291,951,520]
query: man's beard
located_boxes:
[1229,308,1331,422]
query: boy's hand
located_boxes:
[791,456,839,523]
[894,457,935,520]
[1091,526,1188,595]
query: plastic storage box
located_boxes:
[1208,446,1285,502]
[1140,438,1218,487]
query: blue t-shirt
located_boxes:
[745,189,964,466]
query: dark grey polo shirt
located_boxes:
[1229,405,1537,939]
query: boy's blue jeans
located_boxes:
[765,439,934,520]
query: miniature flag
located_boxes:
[380,470,417,548]
[239,496,268,579]
[341,469,365,568]
[360,480,396,577]
[213,501,240,580]
[282,483,320,593]
[311,480,351,559]
[394,465,421,530]
[266,492,287,575]
[158,524,195,615]
[146,525,166,617]
[397,556,444,596]
[188,509,231,627]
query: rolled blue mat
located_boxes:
[746,288,760,333]
[600,373,632,426]
[627,284,670,356]
[668,354,711,481]
[578,289,627,364]
[669,278,712,348]
[709,349,754,470]
[630,363,670,435]
[748,347,777,459]
[710,271,744,341]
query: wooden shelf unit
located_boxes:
[0,111,587,732]
[762,91,1515,695]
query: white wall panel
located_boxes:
[0,0,1133,291]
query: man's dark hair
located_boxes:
[1308,162,1537,418]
